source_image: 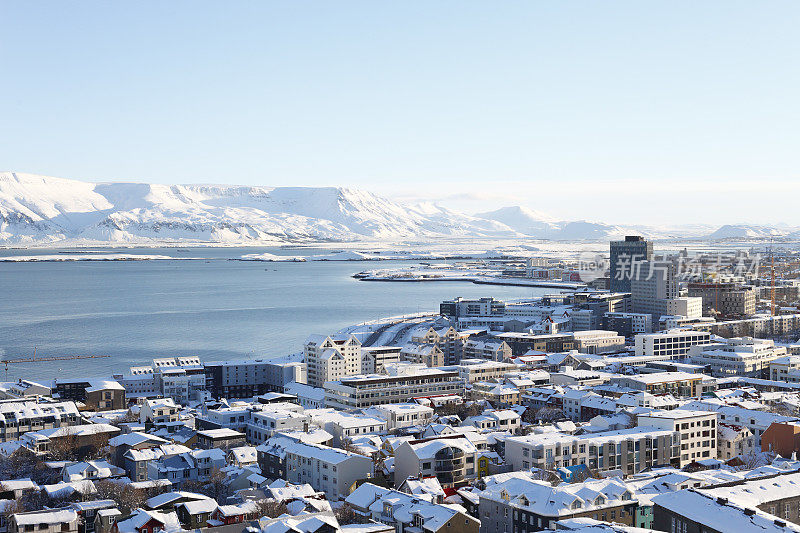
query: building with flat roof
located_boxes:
[610,236,653,293]
[505,426,680,476]
[634,330,712,358]
[323,363,465,410]
[688,337,787,378]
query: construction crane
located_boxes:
[0,351,111,380]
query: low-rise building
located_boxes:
[689,337,788,378]
[610,372,703,397]
[479,475,639,532]
[346,482,479,533]
[394,435,480,488]
[571,330,626,354]
[324,364,465,410]
[457,360,518,383]
[257,436,373,500]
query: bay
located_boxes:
[0,247,548,381]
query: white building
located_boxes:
[324,363,465,410]
[634,330,712,358]
[139,398,180,427]
[399,342,444,367]
[631,260,679,318]
[258,436,373,500]
[0,400,81,442]
[571,330,626,354]
[304,334,362,388]
[637,409,717,466]
[666,296,703,319]
[770,355,800,382]
[504,426,680,476]
[689,337,787,377]
[283,381,325,409]
[717,423,755,460]
[368,403,434,431]
[394,435,480,488]
[457,360,518,383]
[152,357,206,404]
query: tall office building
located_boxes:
[631,260,679,319]
[610,236,653,293]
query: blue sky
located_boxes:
[1,1,799,224]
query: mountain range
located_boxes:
[0,172,796,245]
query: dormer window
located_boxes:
[571,500,582,510]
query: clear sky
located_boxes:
[1,1,799,225]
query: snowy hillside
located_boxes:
[706,224,789,240]
[2,172,795,246]
[474,206,558,235]
[0,172,518,245]
[475,206,630,241]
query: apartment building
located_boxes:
[689,337,787,378]
[440,297,505,319]
[665,296,703,319]
[479,476,639,533]
[257,436,373,500]
[634,330,712,358]
[399,342,444,367]
[139,398,180,428]
[571,330,626,354]
[152,357,206,404]
[308,410,387,446]
[394,434,480,488]
[631,260,678,318]
[770,356,800,382]
[457,360,518,383]
[0,399,81,443]
[461,338,512,361]
[688,281,757,318]
[610,372,704,397]
[360,346,401,374]
[368,403,434,431]
[324,363,465,410]
[494,332,576,356]
[204,359,305,399]
[411,326,462,365]
[304,334,362,388]
[637,409,717,466]
[682,399,797,448]
[505,426,680,475]
[346,483,480,533]
[604,312,653,336]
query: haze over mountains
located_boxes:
[0,172,795,246]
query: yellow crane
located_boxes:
[0,352,111,381]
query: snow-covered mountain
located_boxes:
[474,206,559,235]
[2,172,796,245]
[0,172,519,245]
[474,207,633,241]
[705,224,790,240]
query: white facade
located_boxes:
[666,297,703,319]
[634,330,712,358]
[689,337,787,377]
[324,364,465,410]
[304,334,362,388]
